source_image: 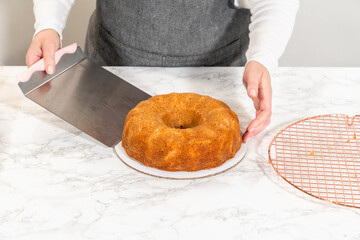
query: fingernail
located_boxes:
[249,127,255,132]
[47,66,54,74]
[250,89,256,97]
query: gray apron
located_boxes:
[84,0,251,67]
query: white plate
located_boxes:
[113,142,247,179]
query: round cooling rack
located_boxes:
[268,114,360,208]
[114,142,247,180]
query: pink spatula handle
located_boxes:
[18,43,78,82]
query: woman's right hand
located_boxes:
[25,29,61,74]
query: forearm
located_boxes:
[33,0,74,40]
[246,0,299,73]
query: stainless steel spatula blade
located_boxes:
[18,45,151,147]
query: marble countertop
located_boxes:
[1,66,360,240]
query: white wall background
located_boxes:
[0,0,96,66]
[1,0,359,67]
[280,0,360,67]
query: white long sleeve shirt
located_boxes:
[33,0,298,73]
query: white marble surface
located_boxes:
[1,66,360,240]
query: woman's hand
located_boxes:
[25,29,61,74]
[242,60,272,143]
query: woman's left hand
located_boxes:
[242,60,272,143]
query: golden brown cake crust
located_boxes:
[122,93,242,172]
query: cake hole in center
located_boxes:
[162,110,202,129]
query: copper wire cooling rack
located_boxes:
[268,114,360,208]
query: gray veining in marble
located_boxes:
[1,66,360,239]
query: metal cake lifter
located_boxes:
[18,43,151,147]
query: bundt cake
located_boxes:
[121,93,242,171]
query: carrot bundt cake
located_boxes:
[122,93,242,171]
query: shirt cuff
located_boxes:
[33,23,63,40]
[33,23,64,48]
[246,55,277,75]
